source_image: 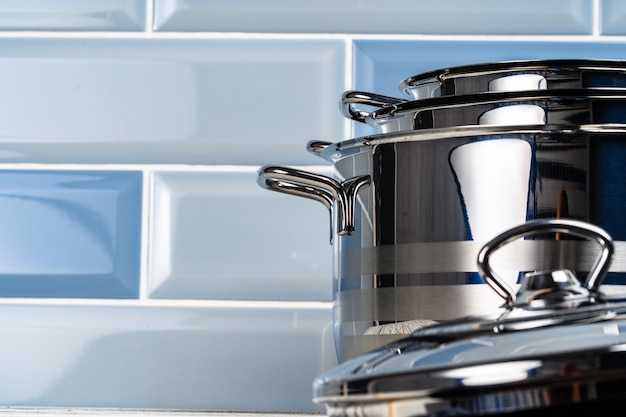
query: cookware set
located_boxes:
[257,59,626,409]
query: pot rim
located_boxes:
[399,58,626,93]
[369,87,626,123]
[313,123,626,162]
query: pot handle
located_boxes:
[306,140,333,155]
[340,90,406,123]
[476,218,614,305]
[257,165,371,244]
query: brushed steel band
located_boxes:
[337,283,626,323]
[336,284,504,322]
[339,240,626,276]
[335,240,626,360]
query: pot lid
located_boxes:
[313,218,626,416]
[398,58,626,94]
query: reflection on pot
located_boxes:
[450,139,533,286]
[488,73,547,92]
[478,104,546,125]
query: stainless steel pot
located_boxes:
[341,88,626,134]
[398,58,626,99]
[258,124,626,362]
[313,218,626,417]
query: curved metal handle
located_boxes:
[340,90,406,123]
[257,165,371,244]
[476,218,614,305]
[307,140,333,155]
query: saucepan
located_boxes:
[398,58,626,99]
[258,124,626,362]
[313,218,626,416]
[341,88,626,133]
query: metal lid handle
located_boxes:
[476,218,614,305]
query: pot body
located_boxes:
[399,59,626,99]
[259,125,626,362]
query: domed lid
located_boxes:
[313,219,626,416]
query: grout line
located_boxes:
[593,0,602,37]
[0,164,335,172]
[145,0,154,33]
[0,31,622,42]
[344,36,354,140]
[0,297,333,309]
[0,409,324,416]
[139,168,152,300]
[0,31,351,40]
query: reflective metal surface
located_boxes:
[398,58,626,99]
[315,318,626,416]
[258,124,626,362]
[313,219,626,417]
[342,88,626,133]
[258,166,370,242]
[476,218,614,304]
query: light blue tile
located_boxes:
[0,38,345,165]
[352,40,626,137]
[601,0,626,34]
[0,302,336,411]
[154,0,593,35]
[149,169,333,301]
[0,170,142,299]
[0,0,146,31]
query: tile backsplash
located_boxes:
[2,0,626,412]
[0,169,142,298]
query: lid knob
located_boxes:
[477,218,614,308]
[515,268,593,308]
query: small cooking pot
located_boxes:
[313,218,626,417]
[341,88,626,133]
[398,58,626,99]
[258,124,626,362]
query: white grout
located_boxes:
[0,30,623,42]
[343,37,354,141]
[0,164,331,172]
[145,0,154,33]
[0,297,333,309]
[139,168,152,300]
[0,408,321,416]
[594,0,602,37]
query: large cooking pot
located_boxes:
[341,88,626,133]
[398,58,626,99]
[257,124,626,362]
[313,218,626,417]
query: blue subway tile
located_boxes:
[0,170,142,298]
[0,0,146,31]
[154,0,593,35]
[0,303,336,411]
[352,40,626,137]
[601,0,626,35]
[0,38,345,165]
[149,169,333,301]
